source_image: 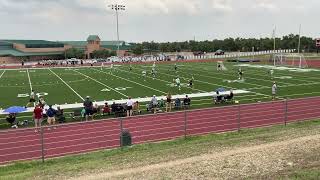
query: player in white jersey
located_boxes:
[174,77,181,91]
[110,63,114,74]
[151,67,156,79]
[153,62,156,69]
[269,69,274,78]
[142,70,147,81]
[272,81,277,100]
[101,62,104,71]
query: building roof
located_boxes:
[87,35,100,41]
[0,49,63,57]
[62,41,132,51]
[0,40,64,48]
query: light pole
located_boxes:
[109,4,125,55]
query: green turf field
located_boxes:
[0,61,319,111]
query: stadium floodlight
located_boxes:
[108,4,126,53]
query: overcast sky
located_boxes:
[0,0,319,42]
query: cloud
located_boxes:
[0,0,319,42]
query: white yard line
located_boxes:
[73,69,128,98]
[160,65,271,89]
[248,82,320,91]
[93,68,167,94]
[138,65,238,90]
[0,70,5,79]
[26,69,33,92]
[48,68,84,101]
[117,68,207,93]
[179,63,295,86]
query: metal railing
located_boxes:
[0,96,319,164]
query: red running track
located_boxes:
[0,96,320,164]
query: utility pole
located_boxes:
[298,24,301,54]
[109,4,126,55]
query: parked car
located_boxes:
[215,49,225,55]
[193,51,204,56]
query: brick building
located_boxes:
[0,35,131,64]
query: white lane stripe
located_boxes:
[0,70,5,79]
[48,68,84,101]
[117,67,207,93]
[73,69,128,98]
[93,68,167,94]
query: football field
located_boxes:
[0,61,320,110]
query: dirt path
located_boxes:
[71,133,320,180]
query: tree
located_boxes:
[132,45,144,55]
[92,49,111,58]
[65,48,84,59]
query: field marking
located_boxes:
[159,65,271,89]
[117,67,207,93]
[233,64,320,82]
[138,65,237,89]
[72,69,128,98]
[248,82,320,91]
[48,68,85,101]
[26,69,33,92]
[194,62,317,85]
[180,63,295,86]
[0,70,5,79]
[92,68,167,94]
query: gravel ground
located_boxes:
[71,133,320,180]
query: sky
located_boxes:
[0,0,319,42]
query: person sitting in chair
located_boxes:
[174,98,181,110]
[214,91,224,104]
[56,106,66,123]
[6,113,17,128]
[133,101,141,115]
[224,90,234,102]
[102,103,111,116]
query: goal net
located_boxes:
[217,61,228,70]
[271,53,308,68]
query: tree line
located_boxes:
[131,34,319,55]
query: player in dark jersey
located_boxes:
[238,68,243,80]
[174,63,178,72]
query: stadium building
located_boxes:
[0,35,131,64]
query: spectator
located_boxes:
[56,106,65,123]
[166,92,173,112]
[6,113,17,128]
[33,105,43,131]
[83,96,93,121]
[111,102,117,114]
[126,97,134,117]
[102,103,111,115]
[92,104,101,117]
[183,95,191,109]
[174,98,181,110]
[224,90,234,103]
[46,105,56,129]
[151,95,158,114]
[38,96,46,109]
[133,101,141,115]
[159,98,165,108]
